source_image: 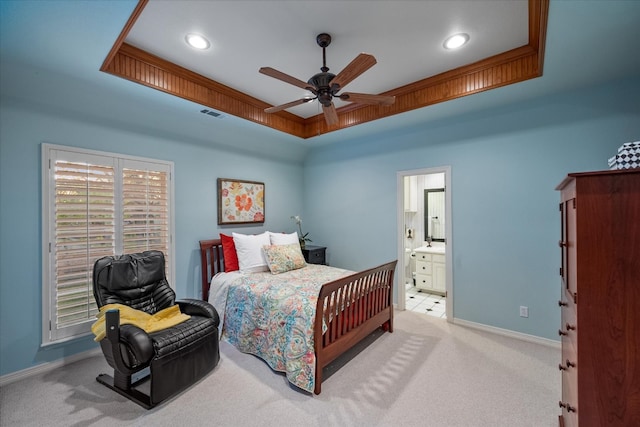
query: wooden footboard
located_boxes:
[199,238,396,395]
[313,260,397,394]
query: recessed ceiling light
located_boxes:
[185,33,210,50]
[443,33,470,50]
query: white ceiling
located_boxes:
[1,1,639,150]
[125,0,529,118]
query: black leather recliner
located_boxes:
[92,250,220,409]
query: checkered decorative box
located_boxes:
[608,141,640,170]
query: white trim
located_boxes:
[396,174,406,310]
[41,142,176,345]
[397,166,453,321]
[0,348,102,387]
[42,142,174,167]
[452,318,561,349]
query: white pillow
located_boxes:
[232,231,271,273]
[269,231,299,246]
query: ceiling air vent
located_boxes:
[200,109,223,118]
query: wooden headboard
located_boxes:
[199,238,224,301]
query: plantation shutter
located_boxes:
[44,145,173,345]
[122,163,170,265]
[51,154,116,340]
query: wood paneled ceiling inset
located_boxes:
[102,0,549,139]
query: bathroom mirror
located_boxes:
[424,188,445,241]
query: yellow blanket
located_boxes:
[91,303,191,342]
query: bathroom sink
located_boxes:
[414,245,445,254]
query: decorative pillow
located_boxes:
[232,231,271,273]
[269,231,299,246]
[262,243,307,274]
[219,233,239,272]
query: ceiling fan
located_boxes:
[259,33,396,126]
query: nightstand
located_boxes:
[302,245,326,265]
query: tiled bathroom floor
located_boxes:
[405,283,446,319]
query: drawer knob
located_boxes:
[559,360,575,370]
[558,300,568,307]
[558,329,568,336]
[559,401,576,413]
[566,323,576,331]
[558,240,567,248]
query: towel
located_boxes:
[91,303,190,342]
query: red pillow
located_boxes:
[220,233,239,272]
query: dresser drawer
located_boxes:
[560,301,577,351]
[559,298,578,426]
[415,273,433,289]
[414,252,430,262]
[560,337,578,426]
[415,260,432,274]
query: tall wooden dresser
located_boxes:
[556,169,640,426]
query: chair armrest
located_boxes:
[177,299,220,327]
[104,309,154,372]
[118,325,154,367]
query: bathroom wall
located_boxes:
[402,172,445,284]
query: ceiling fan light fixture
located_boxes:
[185,33,210,50]
[443,33,469,50]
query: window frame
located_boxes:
[41,143,175,346]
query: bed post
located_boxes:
[199,239,224,301]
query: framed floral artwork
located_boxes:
[217,178,265,225]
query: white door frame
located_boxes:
[396,166,453,321]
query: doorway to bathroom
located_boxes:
[397,166,452,321]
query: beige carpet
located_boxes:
[0,310,560,426]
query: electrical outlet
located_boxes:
[519,306,529,318]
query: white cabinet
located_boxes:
[404,176,417,212]
[432,256,446,294]
[414,250,445,295]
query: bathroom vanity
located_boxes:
[414,246,446,295]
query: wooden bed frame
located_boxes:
[199,238,397,394]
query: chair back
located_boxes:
[93,250,175,314]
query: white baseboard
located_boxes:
[452,318,561,349]
[0,348,102,387]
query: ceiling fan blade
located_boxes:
[264,98,313,113]
[259,67,314,91]
[340,92,396,106]
[329,53,377,89]
[322,103,339,126]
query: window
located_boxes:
[42,144,174,345]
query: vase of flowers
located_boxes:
[291,215,312,249]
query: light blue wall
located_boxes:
[0,100,305,377]
[304,78,640,340]
[1,74,639,377]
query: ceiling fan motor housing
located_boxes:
[308,72,337,106]
[261,31,394,119]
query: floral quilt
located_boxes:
[220,264,352,393]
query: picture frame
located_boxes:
[217,178,265,225]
